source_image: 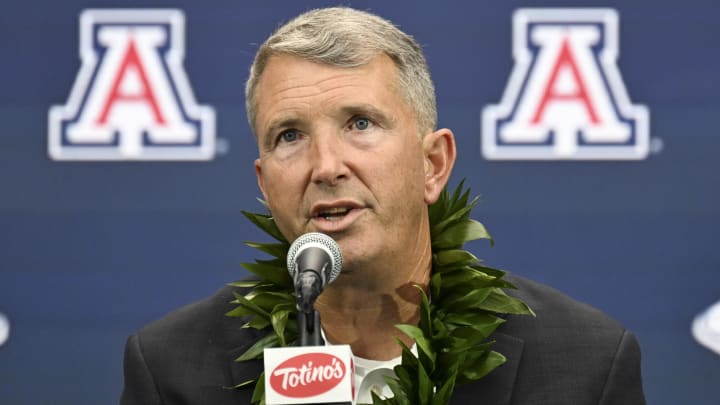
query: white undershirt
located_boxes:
[352,353,402,404]
[321,329,417,404]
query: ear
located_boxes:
[254,158,269,202]
[422,128,456,205]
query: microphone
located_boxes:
[287,232,343,314]
[263,233,353,404]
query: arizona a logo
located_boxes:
[482,9,649,160]
[48,9,215,161]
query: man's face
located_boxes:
[253,54,433,274]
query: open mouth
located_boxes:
[316,207,352,221]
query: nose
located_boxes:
[309,132,349,186]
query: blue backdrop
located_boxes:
[1,0,719,403]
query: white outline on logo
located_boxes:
[482,8,649,160]
[48,9,215,161]
[0,312,9,347]
[692,300,720,356]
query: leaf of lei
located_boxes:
[226,180,534,404]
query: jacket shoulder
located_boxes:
[505,274,625,332]
[495,274,644,404]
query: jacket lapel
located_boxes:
[227,332,265,401]
[452,331,524,405]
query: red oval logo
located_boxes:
[269,352,346,398]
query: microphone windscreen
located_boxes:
[287,232,343,283]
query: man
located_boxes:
[122,7,645,404]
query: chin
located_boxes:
[343,242,381,270]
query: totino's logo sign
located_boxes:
[48,9,215,161]
[482,8,649,160]
[269,352,346,398]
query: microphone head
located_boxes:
[287,232,343,284]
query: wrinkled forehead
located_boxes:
[250,53,411,136]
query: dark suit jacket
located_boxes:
[121,275,645,404]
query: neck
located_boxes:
[314,225,432,360]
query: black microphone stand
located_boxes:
[295,270,325,346]
[298,308,323,346]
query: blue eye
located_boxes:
[279,130,298,143]
[353,117,371,130]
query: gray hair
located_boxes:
[245,7,437,135]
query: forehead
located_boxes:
[253,54,411,133]
[258,52,399,90]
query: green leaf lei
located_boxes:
[226,181,534,404]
